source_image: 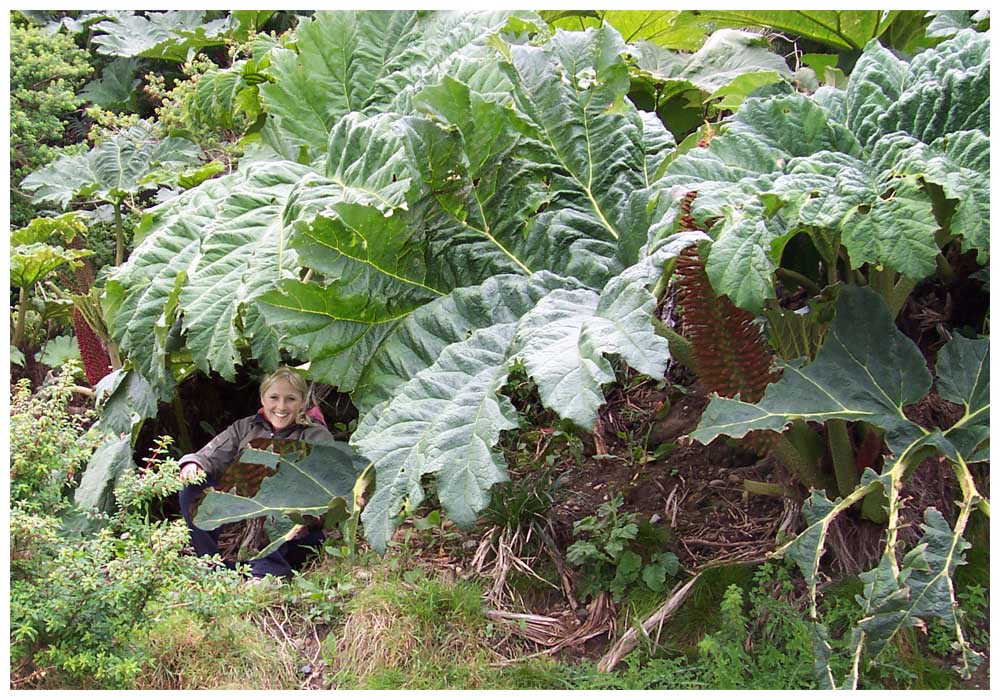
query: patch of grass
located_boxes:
[644,561,758,654]
[134,608,299,689]
[324,567,498,688]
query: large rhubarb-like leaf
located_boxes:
[354,324,519,552]
[94,369,158,441]
[179,160,313,380]
[260,24,661,395]
[694,287,989,687]
[107,161,311,391]
[548,10,909,52]
[193,440,368,558]
[775,148,941,281]
[510,249,674,428]
[692,286,930,455]
[873,131,989,262]
[10,244,92,289]
[934,333,990,461]
[74,434,136,512]
[21,122,201,208]
[351,272,581,413]
[659,31,989,311]
[630,29,791,106]
[353,241,690,551]
[502,24,651,259]
[90,10,228,62]
[848,29,989,151]
[259,11,525,163]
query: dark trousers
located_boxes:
[179,476,324,578]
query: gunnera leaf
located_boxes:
[692,285,930,456]
[193,440,368,558]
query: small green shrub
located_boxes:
[10,12,93,226]
[9,371,99,514]
[567,494,679,601]
[10,378,257,689]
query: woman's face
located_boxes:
[260,378,305,431]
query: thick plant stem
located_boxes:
[651,317,694,371]
[936,252,956,284]
[344,464,373,557]
[827,420,858,497]
[172,394,193,455]
[13,285,29,349]
[776,267,821,296]
[868,267,917,318]
[772,431,830,493]
[114,201,125,267]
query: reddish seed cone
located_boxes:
[73,306,111,387]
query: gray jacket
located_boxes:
[179,413,335,478]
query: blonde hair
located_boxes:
[259,366,312,426]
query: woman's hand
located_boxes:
[180,462,205,482]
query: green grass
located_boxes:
[135,608,299,689]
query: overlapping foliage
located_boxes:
[101,12,712,546]
[9,8,991,690]
[656,29,989,313]
[694,287,989,686]
[97,12,989,561]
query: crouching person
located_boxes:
[178,366,333,579]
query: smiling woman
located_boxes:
[176,366,335,578]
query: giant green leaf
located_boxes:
[180,161,314,380]
[848,30,990,150]
[871,130,989,262]
[78,58,141,111]
[354,324,519,552]
[544,10,702,51]
[259,66,643,395]
[259,11,525,163]
[669,10,904,51]
[190,63,250,130]
[21,122,202,208]
[10,244,92,289]
[693,287,990,687]
[259,11,420,161]
[510,249,673,428]
[547,10,909,52]
[630,29,791,105]
[74,434,135,512]
[353,241,689,550]
[659,32,989,310]
[351,272,582,412]
[933,333,990,461]
[882,29,990,145]
[94,368,159,441]
[501,24,651,257]
[106,175,234,393]
[774,149,940,281]
[91,10,229,62]
[193,440,368,558]
[692,286,930,455]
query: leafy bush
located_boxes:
[9,369,98,513]
[567,494,679,602]
[9,381,255,689]
[10,12,93,226]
